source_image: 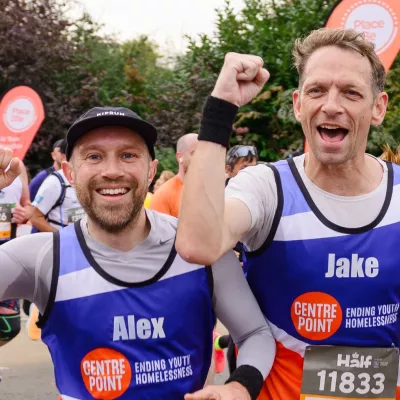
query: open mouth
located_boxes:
[96,188,130,197]
[317,124,349,143]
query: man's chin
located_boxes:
[90,216,135,234]
[314,150,352,166]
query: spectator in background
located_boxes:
[30,139,83,232]
[225,145,258,185]
[150,133,198,217]
[144,170,175,209]
[153,170,175,192]
[380,144,400,164]
[29,139,65,202]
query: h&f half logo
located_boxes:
[337,352,372,369]
[325,254,379,278]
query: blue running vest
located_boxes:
[39,222,215,400]
[244,159,400,400]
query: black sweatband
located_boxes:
[225,364,264,400]
[198,96,238,148]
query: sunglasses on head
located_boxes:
[231,146,257,158]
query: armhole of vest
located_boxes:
[245,163,284,258]
[37,231,60,328]
[205,265,214,299]
[205,266,216,320]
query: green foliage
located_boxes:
[155,147,178,180]
[1,0,400,170]
[172,0,400,160]
[175,0,338,161]
[368,56,400,155]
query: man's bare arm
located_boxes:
[177,141,252,265]
[176,53,269,265]
[30,207,57,232]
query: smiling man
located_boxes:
[176,28,400,400]
[0,107,275,400]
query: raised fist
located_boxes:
[211,52,270,107]
[0,147,22,191]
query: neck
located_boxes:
[86,209,150,252]
[53,162,61,171]
[304,152,383,196]
[177,167,185,182]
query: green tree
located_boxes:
[167,0,400,160]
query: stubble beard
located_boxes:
[76,178,147,234]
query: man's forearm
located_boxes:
[177,141,227,265]
[30,215,57,233]
[177,98,237,265]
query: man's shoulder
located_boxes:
[151,176,181,205]
[41,171,64,188]
[156,176,181,193]
[1,232,54,254]
[147,209,178,230]
[227,163,278,190]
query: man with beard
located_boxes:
[0,107,275,400]
[150,133,198,217]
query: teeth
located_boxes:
[99,188,128,195]
[320,125,341,129]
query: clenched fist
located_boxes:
[211,53,270,107]
[0,147,22,191]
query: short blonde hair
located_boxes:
[159,170,175,181]
[380,144,400,165]
[293,28,386,94]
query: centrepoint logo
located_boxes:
[3,97,36,133]
[341,0,398,54]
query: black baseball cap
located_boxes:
[66,107,158,160]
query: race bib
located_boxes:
[0,203,14,240]
[301,346,399,399]
[68,207,85,225]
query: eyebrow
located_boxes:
[304,79,365,90]
[78,143,146,155]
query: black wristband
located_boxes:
[225,365,264,400]
[198,96,239,148]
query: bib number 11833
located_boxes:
[300,346,399,399]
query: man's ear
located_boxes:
[62,161,75,187]
[148,159,158,186]
[293,89,302,122]
[371,92,389,127]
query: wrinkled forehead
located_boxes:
[302,46,373,89]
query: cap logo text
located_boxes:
[97,111,125,116]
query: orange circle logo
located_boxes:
[291,292,342,340]
[81,348,132,399]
